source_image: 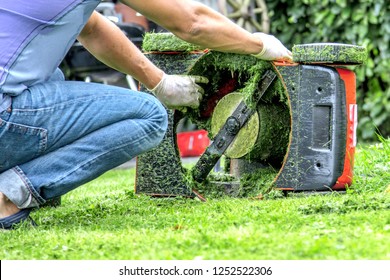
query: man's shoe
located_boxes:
[0,208,36,230]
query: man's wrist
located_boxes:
[251,32,267,58]
[146,71,165,91]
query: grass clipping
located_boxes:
[186,166,282,199]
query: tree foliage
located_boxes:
[265,0,389,140]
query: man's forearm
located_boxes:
[77,12,163,89]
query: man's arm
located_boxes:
[77,11,163,89]
[77,11,207,109]
[120,0,290,60]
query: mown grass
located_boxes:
[1,137,389,260]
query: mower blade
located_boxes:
[191,148,222,183]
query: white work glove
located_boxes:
[252,32,293,62]
[149,73,209,110]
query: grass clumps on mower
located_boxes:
[292,43,368,65]
[142,32,204,52]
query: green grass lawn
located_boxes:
[1,137,389,260]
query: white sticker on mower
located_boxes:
[349,104,357,147]
[188,135,194,150]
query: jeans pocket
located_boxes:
[0,118,47,171]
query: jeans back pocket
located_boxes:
[0,118,47,172]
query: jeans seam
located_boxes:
[39,129,48,153]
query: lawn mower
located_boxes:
[135,33,366,199]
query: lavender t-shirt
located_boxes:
[0,0,100,111]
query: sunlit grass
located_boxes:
[1,138,389,260]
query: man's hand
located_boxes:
[149,74,209,110]
[252,32,293,62]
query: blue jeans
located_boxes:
[0,70,167,208]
